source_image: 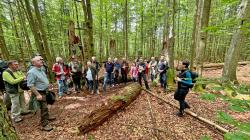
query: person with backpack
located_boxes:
[138,58,150,90]
[2,60,30,123]
[52,57,70,98]
[103,57,114,94]
[174,60,193,117]
[149,57,158,82]
[158,56,169,92]
[27,56,56,131]
[69,56,82,93]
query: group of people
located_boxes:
[1,52,194,132]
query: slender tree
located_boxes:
[222,0,250,83]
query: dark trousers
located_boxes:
[114,70,119,84]
[72,75,81,91]
[159,73,167,90]
[121,72,127,84]
[174,88,189,112]
[138,72,149,89]
[38,91,49,127]
[87,79,97,94]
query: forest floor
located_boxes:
[14,64,250,140]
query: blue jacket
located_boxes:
[104,62,114,73]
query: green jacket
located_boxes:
[2,69,25,94]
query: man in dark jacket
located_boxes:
[91,56,101,94]
[174,60,193,117]
[103,57,114,94]
[158,56,168,92]
[121,58,129,85]
[138,58,150,90]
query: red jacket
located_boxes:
[52,63,70,80]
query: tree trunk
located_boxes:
[0,18,10,60]
[32,0,53,69]
[8,1,26,67]
[222,0,250,83]
[99,0,103,61]
[78,83,141,134]
[0,100,19,139]
[124,0,128,59]
[22,0,46,58]
[195,0,211,76]
[81,0,94,61]
[16,0,33,58]
[190,0,202,70]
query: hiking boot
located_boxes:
[48,116,56,121]
[14,117,23,123]
[42,125,53,131]
[176,111,184,117]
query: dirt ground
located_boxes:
[12,64,250,140]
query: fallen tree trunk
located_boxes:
[143,89,229,134]
[78,83,141,134]
[202,61,250,70]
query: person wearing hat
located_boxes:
[174,60,193,117]
[27,56,56,131]
[2,60,30,123]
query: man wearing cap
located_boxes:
[2,60,29,123]
[174,60,193,117]
[27,56,55,131]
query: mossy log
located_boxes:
[78,83,141,134]
[0,99,19,140]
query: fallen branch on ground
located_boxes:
[143,88,229,134]
[78,83,141,134]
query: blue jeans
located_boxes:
[57,79,68,96]
[103,72,114,93]
[159,73,167,90]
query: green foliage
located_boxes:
[217,111,250,140]
[200,135,211,140]
[216,111,238,125]
[224,131,249,140]
[87,134,95,140]
[200,92,216,102]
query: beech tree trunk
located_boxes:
[195,0,212,76]
[0,100,19,140]
[222,0,250,83]
[78,83,141,134]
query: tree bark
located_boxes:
[222,0,250,83]
[0,19,10,60]
[0,100,19,140]
[32,0,53,69]
[190,0,202,70]
[81,0,94,61]
[78,83,141,134]
[195,0,211,76]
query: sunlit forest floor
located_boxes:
[14,64,250,140]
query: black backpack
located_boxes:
[189,71,199,83]
[0,60,8,90]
